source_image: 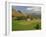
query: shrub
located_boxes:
[35,24,41,29]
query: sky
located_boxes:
[12,6,41,15]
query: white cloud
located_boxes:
[26,7,41,11]
[26,8,33,10]
[33,7,41,11]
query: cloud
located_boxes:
[26,8,33,10]
[33,7,41,11]
[26,7,41,11]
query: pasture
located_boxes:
[12,19,41,31]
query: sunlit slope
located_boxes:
[12,8,26,17]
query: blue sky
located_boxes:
[12,6,33,13]
[12,6,41,14]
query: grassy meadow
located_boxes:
[12,19,41,31]
[12,6,41,31]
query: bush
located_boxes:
[16,16,26,20]
[35,24,41,29]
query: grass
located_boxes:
[12,19,41,31]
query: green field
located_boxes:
[12,19,41,31]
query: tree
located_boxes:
[17,10,22,14]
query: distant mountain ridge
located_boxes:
[12,8,26,17]
[12,8,41,18]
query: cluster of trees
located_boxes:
[14,15,33,20]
